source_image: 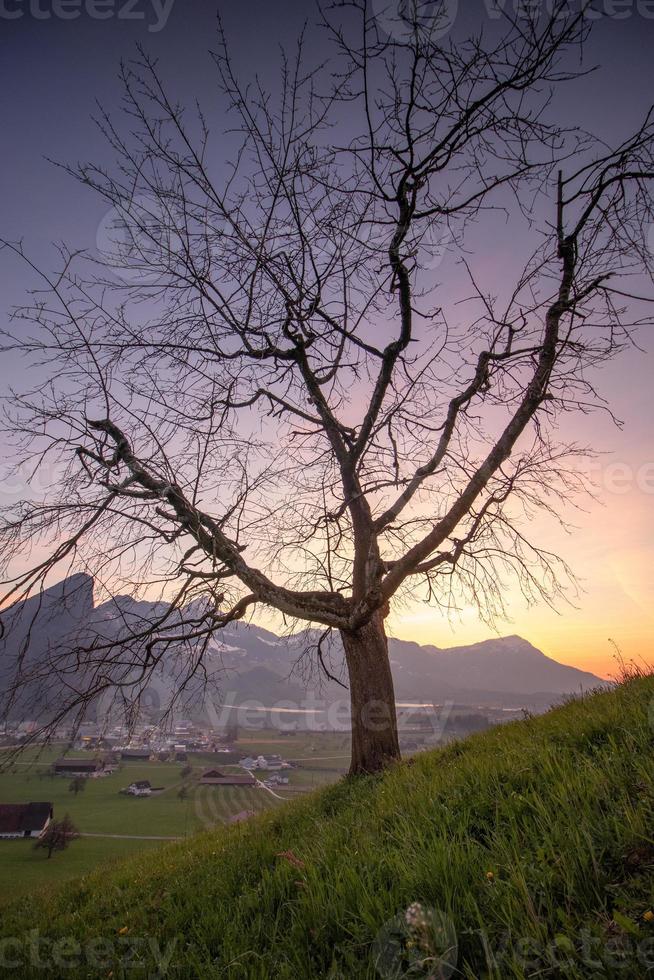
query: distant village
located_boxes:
[1,697,521,755]
[0,703,524,842]
[0,717,305,840]
[1,715,292,757]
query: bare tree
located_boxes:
[2,2,654,773]
[68,776,87,796]
[33,814,80,860]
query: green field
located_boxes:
[0,731,348,905]
[0,836,164,905]
[1,677,654,977]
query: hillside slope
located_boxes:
[2,677,654,978]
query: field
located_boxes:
[1,676,654,977]
[0,731,349,904]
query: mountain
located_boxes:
[0,573,95,719]
[386,634,605,700]
[190,622,607,712]
[0,574,608,721]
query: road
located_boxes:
[288,755,349,762]
[80,832,181,841]
[248,772,286,799]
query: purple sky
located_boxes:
[1,1,653,674]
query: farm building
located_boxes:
[265,774,289,786]
[121,748,152,761]
[0,802,53,839]
[240,754,287,771]
[199,769,257,787]
[126,780,152,797]
[54,758,106,777]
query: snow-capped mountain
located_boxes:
[0,574,608,720]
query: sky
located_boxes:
[1,0,653,679]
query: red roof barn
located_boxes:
[199,769,256,787]
[0,802,53,839]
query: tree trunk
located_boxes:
[340,612,401,776]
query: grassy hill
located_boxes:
[1,676,654,978]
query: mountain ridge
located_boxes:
[0,574,608,719]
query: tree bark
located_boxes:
[340,612,401,775]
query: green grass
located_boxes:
[0,837,164,905]
[2,678,654,978]
[0,759,278,838]
[0,761,281,911]
[0,735,347,909]
[0,733,349,838]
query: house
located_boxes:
[100,735,122,748]
[227,810,255,825]
[120,748,152,761]
[239,755,286,771]
[0,802,53,839]
[199,769,256,787]
[126,780,152,797]
[54,757,106,777]
[265,774,289,786]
